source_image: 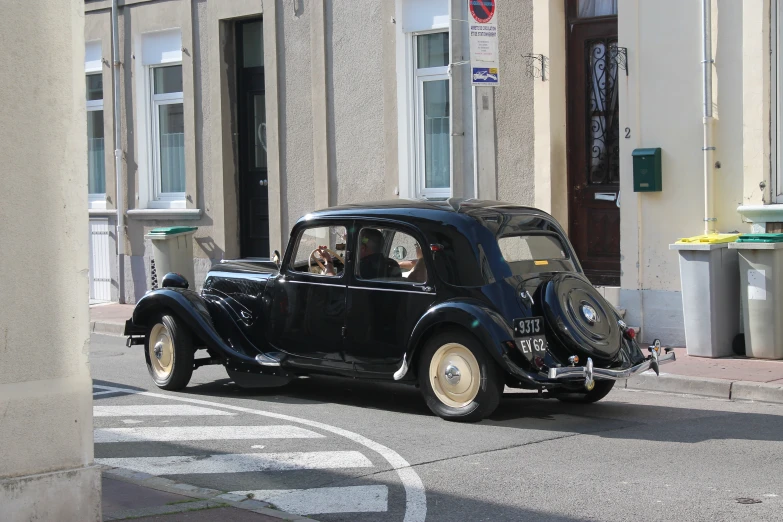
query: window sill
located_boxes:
[89,209,116,218]
[89,197,107,210]
[127,208,203,220]
[737,204,783,223]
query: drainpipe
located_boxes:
[112,0,126,303]
[701,0,717,234]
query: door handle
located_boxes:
[259,179,268,187]
[594,192,617,201]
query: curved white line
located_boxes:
[93,385,426,522]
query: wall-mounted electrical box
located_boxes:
[632,148,662,192]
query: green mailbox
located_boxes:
[632,148,662,192]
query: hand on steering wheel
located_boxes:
[310,247,344,275]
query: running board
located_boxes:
[255,353,282,367]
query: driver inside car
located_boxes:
[317,228,401,279]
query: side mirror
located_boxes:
[273,250,282,268]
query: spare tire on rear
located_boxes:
[541,273,622,365]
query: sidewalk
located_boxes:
[90,304,783,404]
[90,303,134,336]
[624,347,783,404]
[101,467,315,522]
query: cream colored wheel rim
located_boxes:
[429,343,481,408]
[148,322,174,381]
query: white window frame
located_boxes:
[87,73,106,209]
[412,31,451,200]
[86,40,106,210]
[148,64,185,208]
[773,0,783,202]
[136,29,184,210]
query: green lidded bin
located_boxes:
[144,226,198,288]
[736,233,783,243]
[730,233,783,359]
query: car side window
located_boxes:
[356,227,427,284]
[290,225,347,276]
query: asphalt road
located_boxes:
[91,333,783,522]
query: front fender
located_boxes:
[404,299,516,377]
[127,288,260,366]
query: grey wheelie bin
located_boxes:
[145,226,198,288]
[730,234,783,359]
[670,234,741,358]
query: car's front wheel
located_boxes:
[418,331,503,422]
[144,313,194,391]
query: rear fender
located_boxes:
[127,288,260,366]
[403,299,518,379]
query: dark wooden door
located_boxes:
[237,19,269,258]
[566,6,620,286]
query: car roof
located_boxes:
[299,198,552,223]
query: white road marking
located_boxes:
[93,405,235,417]
[121,420,143,424]
[92,384,427,522]
[251,445,266,449]
[92,390,122,396]
[227,485,388,515]
[94,425,323,443]
[96,451,372,475]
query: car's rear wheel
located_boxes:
[418,331,503,422]
[144,313,194,391]
[554,380,615,403]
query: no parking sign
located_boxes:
[468,0,499,85]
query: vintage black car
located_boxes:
[124,199,674,421]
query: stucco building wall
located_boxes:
[84,0,538,303]
[327,1,388,205]
[617,0,748,345]
[0,1,101,519]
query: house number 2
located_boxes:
[625,127,631,139]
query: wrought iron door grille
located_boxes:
[585,38,620,185]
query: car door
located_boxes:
[344,222,437,378]
[267,222,352,374]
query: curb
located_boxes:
[90,321,125,336]
[623,371,783,404]
[626,372,733,399]
[101,466,318,522]
[732,381,783,403]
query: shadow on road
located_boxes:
[94,376,783,445]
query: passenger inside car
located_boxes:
[403,242,427,283]
[316,228,402,279]
[357,228,402,280]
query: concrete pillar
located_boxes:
[311,0,331,209]
[475,87,498,200]
[741,0,771,207]
[0,1,101,520]
[450,0,467,197]
[532,0,568,228]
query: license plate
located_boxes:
[516,335,547,354]
[514,317,543,336]
[514,317,547,355]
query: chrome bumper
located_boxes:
[547,347,676,391]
